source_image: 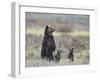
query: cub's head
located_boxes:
[44,25,55,36]
[57,50,62,55]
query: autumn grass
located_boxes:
[25,27,89,67]
[26,27,89,37]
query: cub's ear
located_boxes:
[60,50,62,53]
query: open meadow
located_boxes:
[25,13,89,67]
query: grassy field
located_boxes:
[25,27,89,67]
[26,27,89,36]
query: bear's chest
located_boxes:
[47,38,54,45]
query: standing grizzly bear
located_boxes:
[41,25,56,61]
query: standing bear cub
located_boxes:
[41,25,56,61]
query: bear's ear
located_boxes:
[46,25,49,29]
[44,25,49,35]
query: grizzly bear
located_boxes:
[55,50,62,63]
[67,48,74,61]
[41,25,56,61]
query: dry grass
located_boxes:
[25,27,89,67]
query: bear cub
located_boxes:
[55,50,62,63]
[67,48,74,61]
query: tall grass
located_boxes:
[25,27,89,67]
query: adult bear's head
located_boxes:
[44,25,55,36]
